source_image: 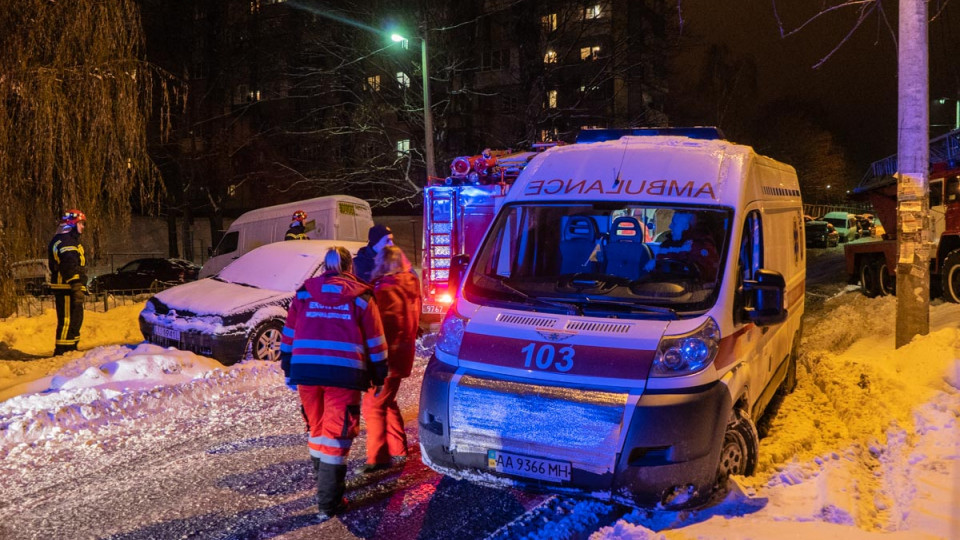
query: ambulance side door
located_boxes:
[734,208,775,411]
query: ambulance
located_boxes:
[418,129,805,507]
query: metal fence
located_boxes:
[7,289,161,320]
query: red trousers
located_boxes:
[362,376,408,465]
[298,385,361,465]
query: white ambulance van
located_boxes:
[200,195,373,278]
[419,129,805,507]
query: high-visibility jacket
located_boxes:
[47,225,87,291]
[284,222,307,241]
[280,271,388,390]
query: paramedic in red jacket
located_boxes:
[362,246,422,472]
[279,246,388,521]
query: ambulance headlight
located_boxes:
[436,308,467,358]
[652,317,720,377]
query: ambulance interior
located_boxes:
[465,204,733,317]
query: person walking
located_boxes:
[352,224,393,283]
[48,209,88,356]
[284,210,308,240]
[279,246,388,522]
[362,246,422,472]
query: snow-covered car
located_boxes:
[139,239,365,365]
[805,220,839,248]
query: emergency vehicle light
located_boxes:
[576,127,725,144]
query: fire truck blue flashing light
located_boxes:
[576,127,725,144]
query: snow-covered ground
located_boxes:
[1,283,958,539]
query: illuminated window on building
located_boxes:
[543,50,557,64]
[541,13,557,32]
[547,90,557,109]
[366,75,381,92]
[540,128,558,141]
[397,72,410,89]
[580,46,600,61]
[584,4,602,19]
[396,139,410,158]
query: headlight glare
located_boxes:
[436,308,467,358]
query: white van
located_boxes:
[200,195,373,278]
[419,131,805,507]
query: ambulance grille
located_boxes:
[449,375,626,473]
[495,314,557,328]
[565,321,632,334]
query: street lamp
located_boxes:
[391,31,436,179]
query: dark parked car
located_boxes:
[90,258,200,294]
[805,220,839,248]
[139,240,364,364]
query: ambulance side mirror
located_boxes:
[449,254,471,293]
[741,269,787,326]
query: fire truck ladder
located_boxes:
[864,128,960,184]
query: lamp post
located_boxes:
[391,32,436,179]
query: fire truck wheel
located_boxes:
[877,261,895,296]
[249,319,284,361]
[941,250,960,303]
[859,259,881,298]
[717,408,759,483]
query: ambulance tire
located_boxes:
[859,259,881,298]
[249,319,284,362]
[717,408,759,483]
[942,250,960,303]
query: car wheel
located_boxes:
[250,319,284,361]
[860,259,880,298]
[941,250,960,303]
[716,408,759,483]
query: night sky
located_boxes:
[675,0,960,174]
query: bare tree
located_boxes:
[0,0,180,315]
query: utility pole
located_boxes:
[895,0,930,347]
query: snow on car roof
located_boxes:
[216,239,366,292]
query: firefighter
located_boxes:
[284,210,308,240]
[48,209,88,356]
[280,246,388,522]
[352,224,393,282]
[362,245,421,472]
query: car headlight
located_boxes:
[436,307,468,358]
[651,317,720,377]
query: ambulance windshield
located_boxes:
[464,203,732,317]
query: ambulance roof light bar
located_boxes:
[576,127,725,144]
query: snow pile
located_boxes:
[0,343,282,446]
[593,293,960,538]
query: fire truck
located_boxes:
[420,144,559,320]
[844,128,960,301]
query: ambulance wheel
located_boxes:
[250,319,284,362]
[942,250,960,303]
[717,408,758,483]
[859,260,880,298]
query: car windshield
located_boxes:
[217,246,322,291]
[464,203,732,318]
[823,217,847,228]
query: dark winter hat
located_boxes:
[368,224,392,245]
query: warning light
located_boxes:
[438,293,454,304]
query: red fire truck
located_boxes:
[420,145,560,320]
[844,128,960,301]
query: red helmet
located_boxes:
[61,209,86,226]
[292,210,307,222]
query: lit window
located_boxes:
[366,75,381,92]
[580,46,601,61]
[541,13,557,32]
[547,90,557,109]
[543,50,557,64]
[397,72,410,89]
[585,4,602,19]
[396,138,410,158]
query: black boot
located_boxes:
[315,462,348,520]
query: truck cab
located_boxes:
[418,131,804,507]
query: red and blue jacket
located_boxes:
[280,271,388,390]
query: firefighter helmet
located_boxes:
[61,209,86,226]
[292,210,307,223]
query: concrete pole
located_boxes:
[421,33,437,179]
[895,0,930,348]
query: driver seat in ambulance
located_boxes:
[605,216,653,280]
